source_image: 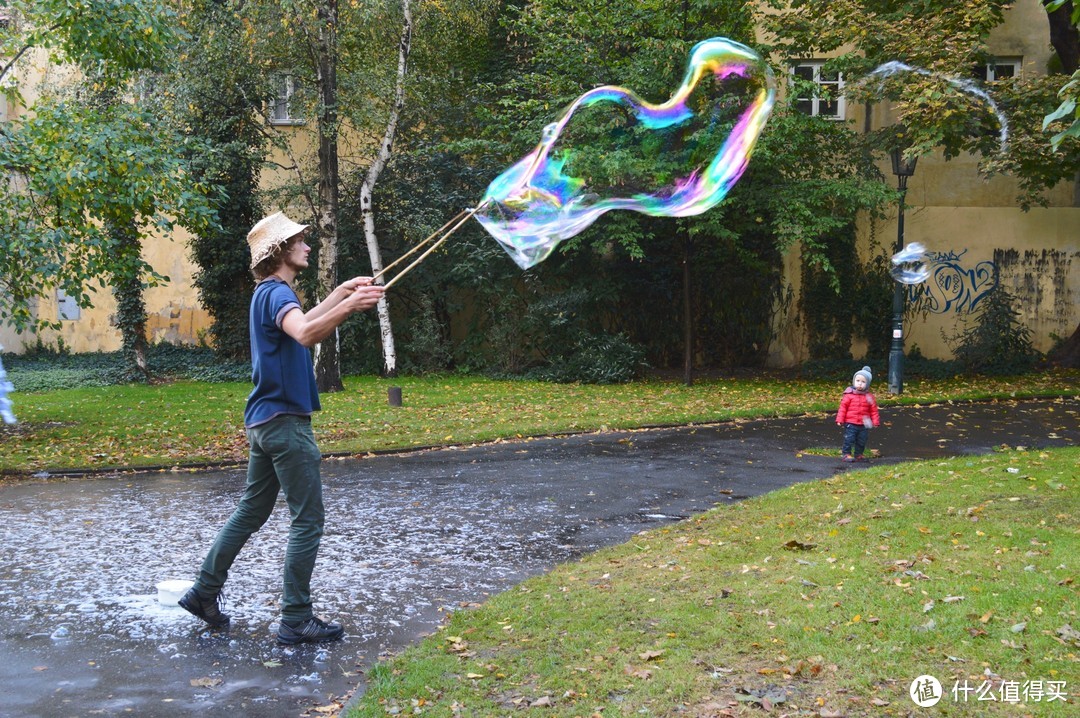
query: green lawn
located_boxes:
[1,370,1077,473]
[349,446,1079,717]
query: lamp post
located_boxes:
[888,145,918,395]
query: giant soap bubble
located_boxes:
[475,38,776,269]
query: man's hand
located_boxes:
[342,283,384,313]
[341,276,375,292]
[282,278,386,346]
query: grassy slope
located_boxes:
[350,447,1079,716]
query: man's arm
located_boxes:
[304,276,378,323]
[281,280,384,347]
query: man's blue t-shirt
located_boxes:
[244,278,321,428]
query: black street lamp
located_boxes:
[888,145,918,395]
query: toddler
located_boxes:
[835,365,880,461]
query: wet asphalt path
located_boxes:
[0,397,1076,717]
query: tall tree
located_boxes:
[311,0,346,390]
[0,0,216,377]
[167,0,267,361]
[358,0,412,378]
[334,0,504,375]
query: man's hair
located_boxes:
[251,234,303,280]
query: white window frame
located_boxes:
[270,75,304,126]
[975,57,1022,82]
[790,61,846,120]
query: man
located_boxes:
[180,212,384,644]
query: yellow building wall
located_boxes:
[766,0,1079,366]
[17,224,213,354]
[867,206,1077,358]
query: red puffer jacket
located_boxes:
[836,388,880,427]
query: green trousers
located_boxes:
[196,414,324,624]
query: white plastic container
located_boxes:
[156,579,194,606]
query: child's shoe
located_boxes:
[841,454,854,462]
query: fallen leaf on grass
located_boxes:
[625,666,654,680]
[639,649,665,661]
[694,702,735,717]
[1056,624,1080,646]
[786,657,824,677]
[734,685,788,707]
[783,539,817,551]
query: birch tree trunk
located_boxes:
[361,0,412,377]
[313,0,344,392]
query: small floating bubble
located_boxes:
[890,242,931,285]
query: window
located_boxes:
[973,58,1021,82]
[790,61,845,120]
[57,289,80,321]
[270,75,304,125]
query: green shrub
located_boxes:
[529,332,647,384]
[949,282,1040,376]
[4,343,250,391]
[398,294,454,375]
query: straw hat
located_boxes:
[247,212,309,268]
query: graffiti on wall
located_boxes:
[907,249,998,315]
[994,248,1078,329]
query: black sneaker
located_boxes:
[178,587,230,628]
[276,616,344,645]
